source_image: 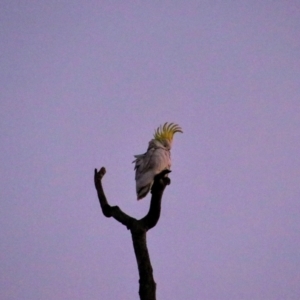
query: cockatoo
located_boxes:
[133,122,183,200]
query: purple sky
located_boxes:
[1,1,300,299]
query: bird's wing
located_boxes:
[134,146,170,184]
[133,146,156,177]
[133,140,171,200]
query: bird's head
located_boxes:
[153,122,183,148]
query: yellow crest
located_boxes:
[153,122,183,142]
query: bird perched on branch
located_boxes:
[133,122,183,200]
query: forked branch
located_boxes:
[94,167,171,300]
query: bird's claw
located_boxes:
[163,177,171,185]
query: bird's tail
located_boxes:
[137,182,152,200]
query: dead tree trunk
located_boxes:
[94,167,170,300]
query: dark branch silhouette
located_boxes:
[94,167,171,300]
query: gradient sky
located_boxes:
[1,1,300,299]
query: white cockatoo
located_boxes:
[133,122,182,200]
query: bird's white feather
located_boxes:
[133,139,171,200]
[133,122,182,200]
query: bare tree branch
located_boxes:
[139,169,171,230]
[94,167,171,300]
